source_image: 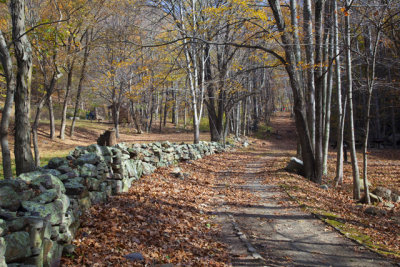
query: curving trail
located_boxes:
[214,113,395,266]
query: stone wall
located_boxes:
[0,141,230,266]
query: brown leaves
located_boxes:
[62,155,233,266]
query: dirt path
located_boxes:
[214,115,396,266]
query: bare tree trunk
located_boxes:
[323,16,334,176]
[362,92,372,204]
[163,89,168,127]
[182,90,187,129]
[269,0,317,181]
[242,97,247,136]
[174,89,179,126]
[48,95,55,139]
[113,104,120,139]
[333,0,345,185]
[391,100,397,149]
[159,88,164,132]
[0,31,16,179]
[314,0,325,183]
[344,1,360,199]
[32,96,46,167]
[70,31,90,137]
[374,91,382,140]
[290,0,303,89]
[193,115,200,144]
[60,62,74,139]
[12,0,35,175]
[235,102,240,137]
[304,0,316,150]
[362,19,383,204]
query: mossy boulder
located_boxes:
[75,153,101,166]
[141,162,156,175]
[47,157,69,169]
[31,189,59,204]
[21,200,66,225]
[19,173,65,195]
[0,186,22,211]
[4,231,32,262]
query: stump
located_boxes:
[97,129,116,146]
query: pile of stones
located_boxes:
[0,141,230,266]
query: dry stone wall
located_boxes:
[0,141,230,267]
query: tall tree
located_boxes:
[12,0,36,175]
[344,0,361,200]
[0,29,16,179]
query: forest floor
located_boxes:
[61,113,400,266]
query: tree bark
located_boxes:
[60,62,74,140]
[391,99,397,148]
[70,31,90,137]
[344,1,360,199]
[314,0,325,183]
[362,20,382,204]
[333,0,345,185]
[268,0,317,181]
[0,30,16,179]
[323,9,334,176]
[48,95,55,139]
[304,0,316,151]
[12,0,36,175]
[32,96,46,167]
[159,89,164,132]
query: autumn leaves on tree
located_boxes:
[1,0,400,205]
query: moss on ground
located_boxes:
[280,182,400,259]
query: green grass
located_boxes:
[0,150,70,179]
[180,117,211,132]
[254,124,273,140]
[199,118,210,132]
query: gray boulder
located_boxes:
[364,206,387,216]
[372,187,392,201]
[19,173,66,195]
[285,157,305,176]
[391,192,400,203]
[89,191,107,204]
[79,163,96,178]
[86,178,101,191]
[57,165,74,174]
[75,153,100,166]
[48,157,68,169]
[0,179,28,192]
[0,208,17,221]
[4,231,32,262]
[21,201,65,225]
[64,178,87,196]
[0,186,22,211]
[142,162,156,175]
[31,189,59,204]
